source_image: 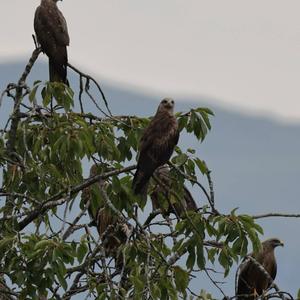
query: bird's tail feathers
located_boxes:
[48,47,68,84]
[132,169,151,197]
[49,59,68,84]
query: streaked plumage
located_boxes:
[150,165,197,217]
[34,0,69,83]
[132,98,179,195]
[236,238,284,300]
[82,165,129,258]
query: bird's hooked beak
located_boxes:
[166,102,173,109]
[275,240,284,247]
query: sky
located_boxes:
[1,0,300,122]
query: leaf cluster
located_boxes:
[0,81,266,299]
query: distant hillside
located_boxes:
[1,60,299,297]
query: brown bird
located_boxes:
[81,165,130,259]
[132,98,179,195]
[34,0,70,83]
[150,165,197,217]
[236,238,284,300]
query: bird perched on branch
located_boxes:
[81,164,130,260]
[132,98,179,196]
[150,165,197,218]
[236,238,284,300]
[34,0,70,84]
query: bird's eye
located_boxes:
[162,100,167,104]
[171,100,174,104]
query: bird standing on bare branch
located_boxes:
[34,0,69,84]
[236,238,284,300]
[132,98,179,196]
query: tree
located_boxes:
[0,48,296,300]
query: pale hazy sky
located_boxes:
[1,0,300,122]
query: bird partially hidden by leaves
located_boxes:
[81,164,131,263]
[34,0,69,84]
[132,98,179,196]
[236,238,284,300]
[150,165,197,218]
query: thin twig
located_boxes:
[252,213,300,219]
[67,62,112,116]
[17,165,136,231]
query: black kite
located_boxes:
[132,98,179,195]
[82,165,130,259]
[236,238,284,300]
[34,0,69,83]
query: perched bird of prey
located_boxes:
[236,238,284,300]
[132,98,179,195]
[82,165,130,260]
[34,0,70,83]
[150,165,197,217]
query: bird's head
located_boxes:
[89,163,112,176]
[89,164,99,177]
[157,98,175,114]
[263,238,284,249]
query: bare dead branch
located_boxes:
[204,268,227,298]
[252,213,300,219]
[6,48,41,155]
[67,62,111,116]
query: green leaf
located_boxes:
[56,268,67,291]
[150,283,161,299]
[194,158,208,174]
[196,243,205,270]
[174,153,188,166]
[34,240,54,250]
[200,111,212,130]
[187,148,195,154]
[0,236,15,253]
[77,242,88,263]
[186,246,195,270]
[29,84,39,103]
[206,248,218,264]
[97,293,107,300]
[42,86,51,107]
[130,274,144,293]
[198,107,214,116]
[174,266,189,293]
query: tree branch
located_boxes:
[252,213,300,219]
[17,165,136,231]
[67,62,111,116]
[6,48,41,155]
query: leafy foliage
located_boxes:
[0,65,276,300]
